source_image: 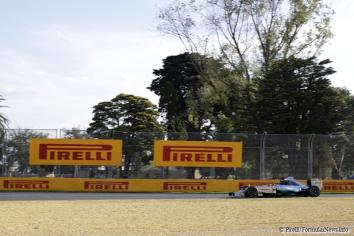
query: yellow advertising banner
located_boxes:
[153,140,243,168]
[322,180,354,192]
[29,139,122,166]
[0,178,234,192]
[0,178,353,193]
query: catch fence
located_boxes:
[0,129,352,180]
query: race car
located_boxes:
[229,177,322,198]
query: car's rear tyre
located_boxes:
[309,186,320,197]
[245,186,258,198]
[228,192,235,197]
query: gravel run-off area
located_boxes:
[0,197,353,236]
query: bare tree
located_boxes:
[158,0,334,80]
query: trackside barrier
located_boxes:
[0,178,353,193]
[0,178,234,192]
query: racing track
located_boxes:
[0,192,353,201]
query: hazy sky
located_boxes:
[1,0,353,129]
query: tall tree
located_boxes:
[149,53,204,133]
[158,0,334,79]
[149,52,246,133]
[341,95,354,135]
[87,94,163,135]
[87,94,163,178]
[255,57,347,134]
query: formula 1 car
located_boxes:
[229,177,322,198]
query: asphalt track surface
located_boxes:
[0,192,353,201]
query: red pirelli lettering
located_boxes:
[162,146,233,163]
[84,181,129,190]
[39,144,113,162]
[163,182,207,191]
[3,180,49,190]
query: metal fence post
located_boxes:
[259,133,267,179]
[3,141,8,177]
[0,142,5,177]
[210,168,215,179]
[74,166,78,178]
[160,167,166,178]
[307,134,315,179]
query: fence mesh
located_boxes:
[0,129,353,180]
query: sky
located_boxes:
[0,0,353,129]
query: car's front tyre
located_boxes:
[309,186,320,197]
[245,186,258,198]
